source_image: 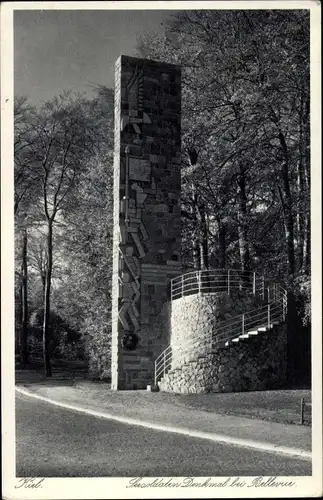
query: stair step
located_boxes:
[257,322,278,331]
[158,316,283,381]
[223,321,281,348]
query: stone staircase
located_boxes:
[224,322,279,346]
[155,270,288,394]
[158,321,286,394]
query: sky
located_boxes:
[14,9,173,105]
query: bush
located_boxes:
[28,307,84,361]
[82,307,111,380]
[294,273,311,327]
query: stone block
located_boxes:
[128,157,151,181]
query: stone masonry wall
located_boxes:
[159,291,287,393]
[111,56,181,389]
[171,291,264,362]
[160,324,287,394]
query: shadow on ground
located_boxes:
[15,357,91,387]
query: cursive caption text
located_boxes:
[15,478,45,489]
[127,476,296,489]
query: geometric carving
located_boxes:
[131,183,148,206]
[120,112,152,133]
[112,55,181,389]
[116,61,156,335]
[130,232,146,258]
[139,221,149,241]
[127,305,140,331]
[116,59,181,338]
[121,271,130,283]
[119,302,130,330]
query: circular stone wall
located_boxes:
[170,291,264,369]
[159,324,287,394]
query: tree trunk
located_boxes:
[199,203,209,270]
[303,212,311,273]
[296,173,305,270]
[302,91,310,274]
[42,220,53,377]
[20,229,28,367]
[191,183,201,271]
[236,169,250,274]
[218,221,226,269]
[278,130,295,278]
[296,93,305,270]
[41,272,46,296]
[192,238,201,270]
[17,277,23,355]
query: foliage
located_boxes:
[137,10,310,289]
[14,90,115,377]
[28,307,83,361]
[14,11,311,378]
[51,88,114,378]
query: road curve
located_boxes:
[16,392,311,477]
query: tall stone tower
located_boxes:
[111,55,182,390]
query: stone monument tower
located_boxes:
[111,55,182,389]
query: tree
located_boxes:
[20,93,101,376]
[14,86,116,377]
[58,88,114,378]
[14,97,39,367]
[137,10,310,287]
[48,87,115,378]
[14,229,28,367]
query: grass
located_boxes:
[70,383,312,426]
[166,389,312,426]
[15,356,88,386]
[15,357,311,426]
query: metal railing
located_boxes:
[171,269,265,301]
[215,284,287,346]
[154,278,287,385]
